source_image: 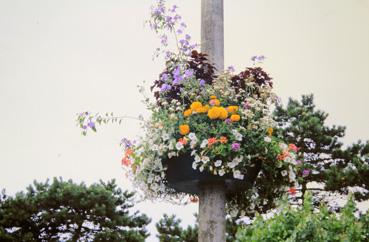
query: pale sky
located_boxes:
[0,0,368,241]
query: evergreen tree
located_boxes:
[273,94,369,203]
[0,178,150,241]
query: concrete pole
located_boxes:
[199,1,226,242]
[201,0,224,71]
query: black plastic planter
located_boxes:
[164,153,261,195]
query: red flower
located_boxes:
[208,137,218,147]
[122,157,131,166]
[288,144,299,152]
[178,137,188,145]
[288,187,297,196]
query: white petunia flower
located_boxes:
[200,139,208,148]
[176,142,184,150]
[162,133,170,141]
[228,161,237,169]
[202,156,210,163]
[214,160,222,167]
[233,170,244,180]
[264,136,272,143]
[188,132,197,140]
[218,169,225,176]
[281,170,288,177]
[168,152,177,158]
[192,161,198,170]
[194,155,201,163]
[199,166,204,172]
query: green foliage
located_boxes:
[156,214,197,242]
[156,213,239,242]
[0,178,150,242]
[236,193,368,242]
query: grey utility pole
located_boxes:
[198,0,225,242]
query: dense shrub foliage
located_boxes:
[236,193,368,242]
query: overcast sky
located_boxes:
[0,0,368,241]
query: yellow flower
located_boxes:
[210,95,217,99]
[230,114,241,122]
[190,102,202,111]
[219,107,228,120]
[208,107,221,119]
[227,105,239,114]
[209,99,220,106]
[198,105,210,113]
[179,124,190,135]
[183,109,192,117]
[267,127,273,136]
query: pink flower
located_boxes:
[231,143,241,151]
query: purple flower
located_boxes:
[184,69,193,78]
[180,22,187,28]
[160,35,168,46]
[173,76,183,85]
[231,143,241,151]
[199,79,205,86]
[87,120,95,129]
[302,169,310,177]
[185,34,191,40]
[170,5,178,12]
[251,55,266,64]
[176,29,183,34]
[160,84,172,92]
[296,160,302,165]
[243,102,250,109]
[82,125,87,130]
[225,118,232,124]
[172,66,181,76]
[227,65,235,73]
[161,73,169,81]
[121,138,134,149]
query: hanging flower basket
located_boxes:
[164,153,262,195]
[77,0,302,217]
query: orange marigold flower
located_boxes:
[207,107,221,119]
[219,107,228,120]
[208,137,218,147]
[190,101,202,111]
[183,109,192,117]
[198,105,210,113]
[210,95,217,99]
[267,127,273,137]
[179,124,190,135]
[219,136,228,144]
[227,105,239,114]
[230,114,241,122]
[209,99,220,106]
